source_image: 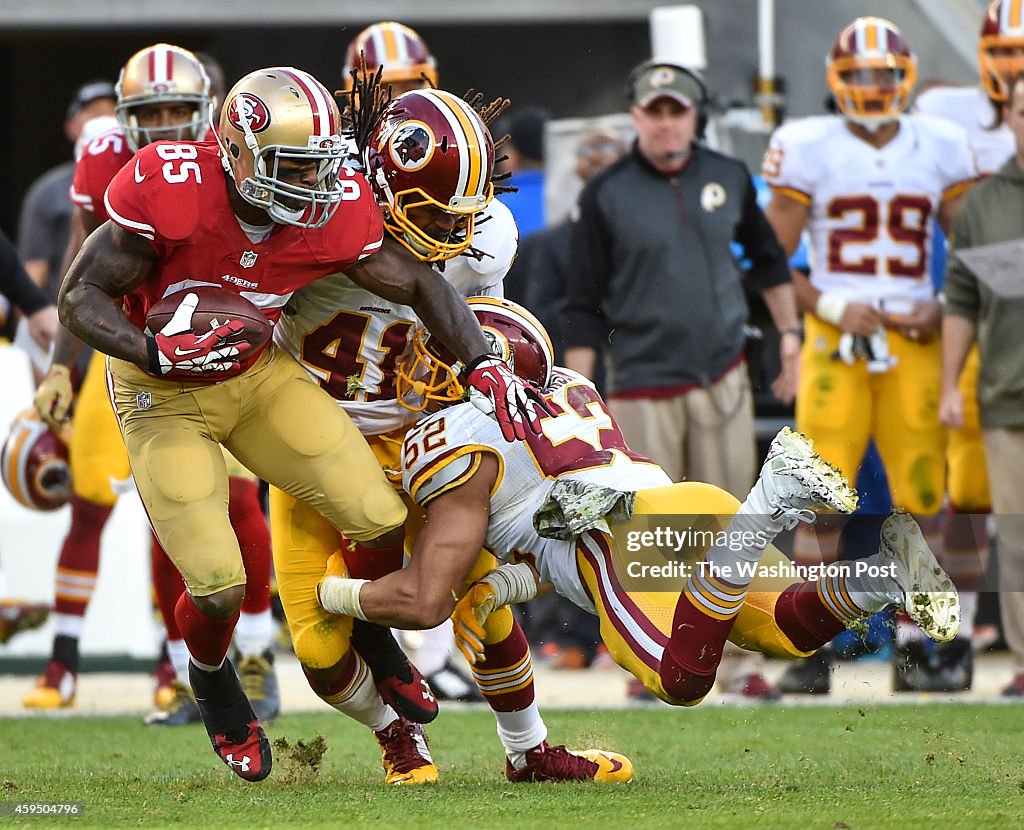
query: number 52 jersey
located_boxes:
[401,369,670,612]
[762,114,977,310]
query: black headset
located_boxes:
[625,59,710,139]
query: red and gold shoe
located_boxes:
[153,657,177,709]
[23,660,76,709]
[506,741,633,783]
[374,716,439,785]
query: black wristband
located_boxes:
[464,354,494,374]
[780,327,803,342]
[145,335,162,375]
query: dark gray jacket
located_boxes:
[564,143,789,395]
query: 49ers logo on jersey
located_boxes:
[227,93,271,133]
[389,121,434,171]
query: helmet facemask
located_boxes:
[827,58,916,129]
[979,37,1024,102]
[117,93,212,151]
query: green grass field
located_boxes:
[3,705,1024,829]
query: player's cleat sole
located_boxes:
[426,661,484,703]
[22,660,76,709]
[761,427,859,520]
[879,511,960,643]
[0,600,50,645]
[189,660,272,782]
[374,716,439,785]
[506,741,634,783]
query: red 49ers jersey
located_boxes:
[70,124,134,222]
[401,368,669,611]
[103,140,384,368]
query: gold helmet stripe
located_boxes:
[430,90,486,199]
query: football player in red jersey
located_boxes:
[321,299,961,761]
[29,46,280,727]
[58,65,544,783]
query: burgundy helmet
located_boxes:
[396,297,554,412]
[1,410,71,512]
[365,89,495,261]
[980,0,1024,102]
[342,21,438,91]
[826,17,917,125]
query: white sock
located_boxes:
[700,496,783,591]
[838,553,902,612]
[956,591,977,640]
[233,610,273,658]
[407,620,454,676]
[167,638,192,686]
[494,702,548,770]
[320,651,398,733]
[53,612,85,639]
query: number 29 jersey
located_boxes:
[763,114,976,310]
[274,198,518,435]
[401,369,670,612]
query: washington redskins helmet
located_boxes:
[115,43,213,151]
[365,89,495,262]
[980,0,1024,102]
[218,67,346,229]
[1,411,71,512]
[342,21,438,92]
[826,17,917,126]
[397,297,553,412]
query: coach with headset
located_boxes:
[564,59,798,504]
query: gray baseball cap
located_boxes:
[66,80,116,121]
[631,63,703,109]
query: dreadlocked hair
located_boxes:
[461,89,516,196]
[339,51,394,156]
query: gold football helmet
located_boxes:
[218,67,347,228]
[115,43,212,150]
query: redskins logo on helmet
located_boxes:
[366,89,495,262]
[218,67,346,229]
[389,122,434,170]
[1,411,71,512]
[396,298,554,412]
[980,0,1024,102]
[342,21,439,93]
[115,43,213,151]
[826,17,917,127]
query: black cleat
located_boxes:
[189,660,272,781]
[776,649,833,695]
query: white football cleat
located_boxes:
[757,427,859,526]
[879,510,960,643]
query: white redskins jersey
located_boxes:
[275,199,517,435]
[401,369,670,612]
[764,114,976,310]
[915,85,1013,175]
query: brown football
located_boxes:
[145,286,273,379]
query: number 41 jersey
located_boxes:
[401,369,670,611]
[763,114,976,310]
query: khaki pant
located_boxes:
[107,345,406,597]
[983,428,1024,673]
[609,361,762,686]
[609,361,757,497]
